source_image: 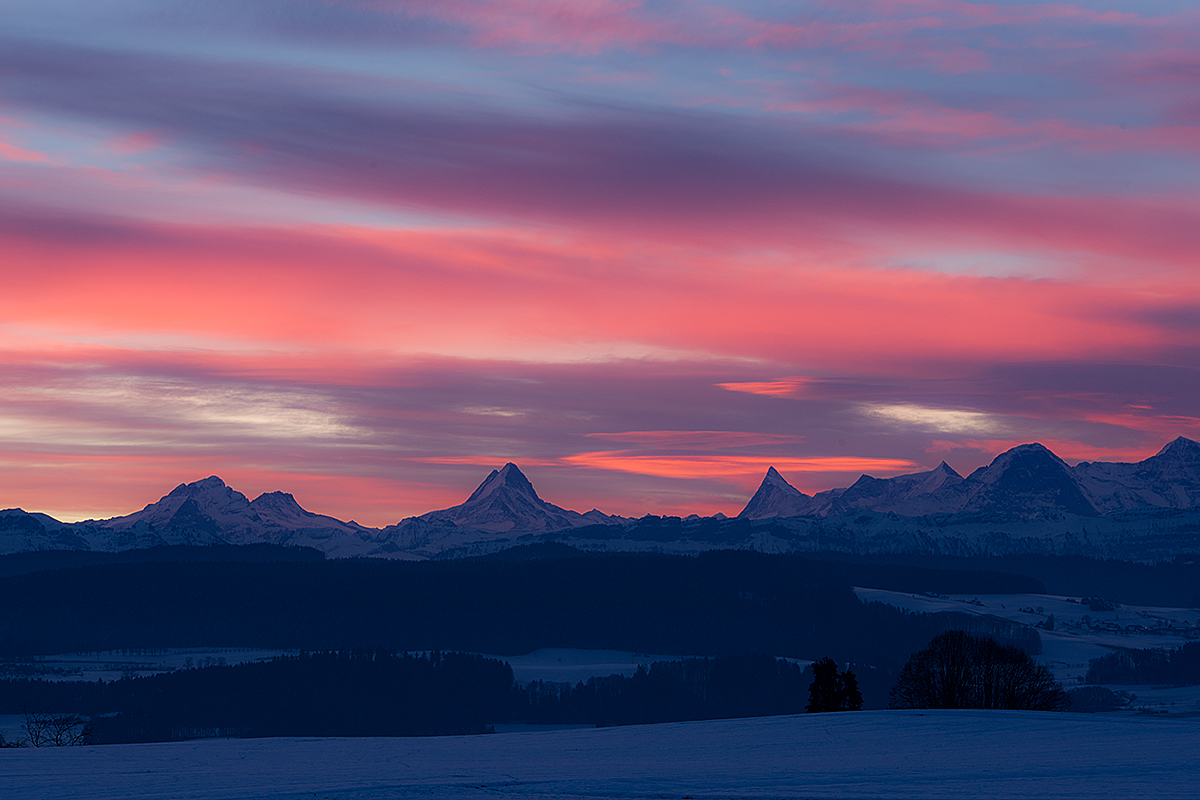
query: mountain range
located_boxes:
[740,437,1200,519]
[3,438,1200,561]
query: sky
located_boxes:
[2,0,1199,526]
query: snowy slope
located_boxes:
[0,509,91,553]
[4,711,1199,800]
[813,461,965,516]
[1074,437,1200,513]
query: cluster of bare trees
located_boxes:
[2,709,94,747]
[890,630,1068,711]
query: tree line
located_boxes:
[0,550,1039,672]
[1085,641,1200,685]
[1,650,834,742]
[1,631,1071,746]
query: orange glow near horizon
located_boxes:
[4,1,1200,525]
[563,452,920,482]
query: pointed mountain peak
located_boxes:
[401,462,600,534]
[465,462,540,504]
[1155,436,1200,460]
[762,466,795,487]
[739,467,812,519]
[934,461,962,477]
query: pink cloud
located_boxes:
[715,379,811,398]
[0,138,52,163]
[107,130,166,155]
[562,451,920,485]
[584,431,805,448]
[362,0,1166,73]
[367,0,684,55]
[2,213,1198,376]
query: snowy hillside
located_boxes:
[4,710,1198,800]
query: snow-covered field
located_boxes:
[4,710,1197,799]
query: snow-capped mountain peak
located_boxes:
[377,463,625,555]
[762,466,792,488]
[738,467,813,519]
[1147,434,1200,465]
[898,461,964,500]
[465,463,539,504]
[249,491,306,515]
[961,443,1098,517]
[106,476,257,531]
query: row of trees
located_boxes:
[3,632,1070,745]
[2,651,822,742]
[1085,641,1200,685]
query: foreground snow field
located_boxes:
[4,710,1198,800]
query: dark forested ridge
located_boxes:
[803,552,1200,608]
[0,543,324,579]
[1,650,512,741]
[1085,641,1200,685]
[0,550,1037,666]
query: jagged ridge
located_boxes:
[739,437,1200,520]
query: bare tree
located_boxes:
[22,708,94,747]
[890,630,1067,711]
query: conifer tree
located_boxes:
[806,657,863,712]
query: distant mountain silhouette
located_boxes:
[3,438,1200,560]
